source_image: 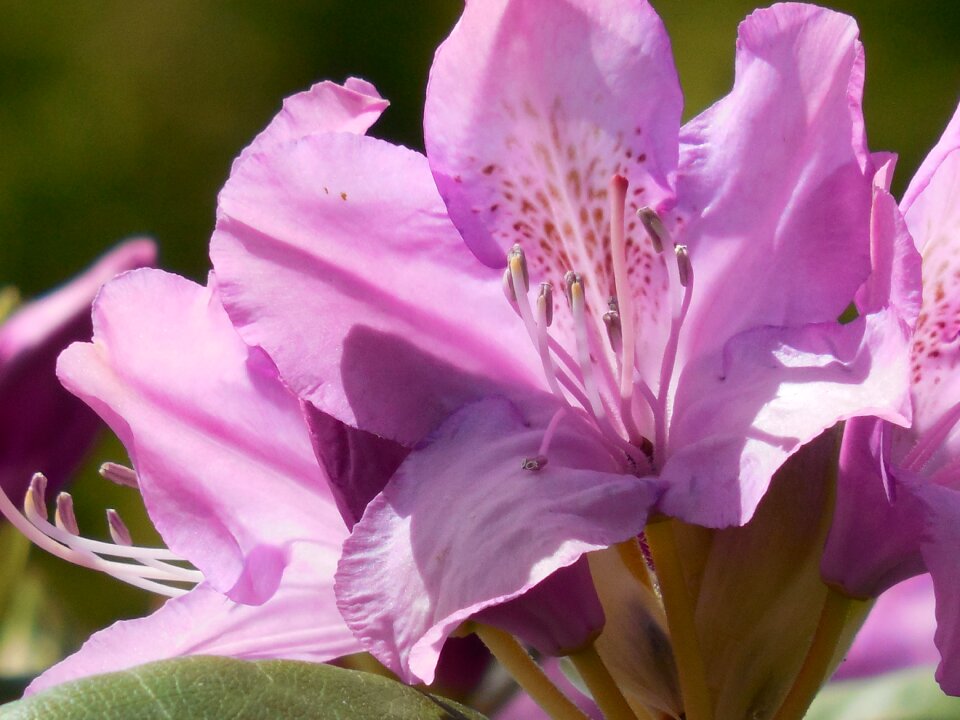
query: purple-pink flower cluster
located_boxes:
[4,1,960,717]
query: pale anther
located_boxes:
[100,462,139,488]
[637,207,670,253]
[675,245,691,287]
[563,271,582,306]
[603,310,623,353]
[507,244,529,292]
[55,493,79,535]
[521,455,549,472]
[538,283,554,327]
[107,509,133,546]
[27,474,48,521]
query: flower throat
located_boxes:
[505,174,692,475]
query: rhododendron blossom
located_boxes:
[824,103,960,694]
[2,1,953,719]
[0,269,362,693]
[208,0,910,689]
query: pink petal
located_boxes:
[425,0,681,385]
[0,239,155,498]
[662,310,913,527]
[822,417,926,598]
[57,269,344,604]
[855,183,922,323]
[211,131,542,445]
[473,556,605,657]
[304,405,408,529]
[902,149,960,446]
[336,397,660,684]
[833,574,938,681]
[915,483,960,694]
[237,78,388,163]
[677,4,873,362]
[425,0,682,267]
[902,103,960,216]
[26,543,360,695]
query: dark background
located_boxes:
[0,0,956,678]
[2,1,958,294]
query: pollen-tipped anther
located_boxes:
[521,455,549,471]
[55,493,79,535]
[675,245,691,288]
[637,207,670,253]
[100,462,139,488]
[507,244,529,292]
[563,271,582,306]
[107,509,133,546]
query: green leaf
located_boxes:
[806,667,960,720]
[0,656,490,720]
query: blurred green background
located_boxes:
[2,0,958,293]
[0,0,957,685]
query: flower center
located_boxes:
[0,466,201,597]
[507,174,693,474]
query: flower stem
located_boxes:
[771,588,857,720]
[644,519,713,720]
[569,643,646,720]
[474,623,589,720]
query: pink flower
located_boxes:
[823,102,960,694]
[0,239,155,500]
[0,268,362,693]
[208,0,909,684]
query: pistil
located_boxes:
[609,175,642,445]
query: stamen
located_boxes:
[637,208,696,467]
[27,474,47,521]
[535,284,566,400]
[675,245,691,288]
[55,493,79,535]
[509,245,572,406]
[107,509,132,546]
[565,272,606,423]
[100,462,139,488]
[508,244,530,293]
[609,175,642,444]
[655,247,695,468]
[637,207,669,253]
[538,408,568,458]
[538,283,554,327]
[522,408,571,472]
[503,267,518,305]
[0,472,201,598]
[521,456,549,472]
[602,298,622,354]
